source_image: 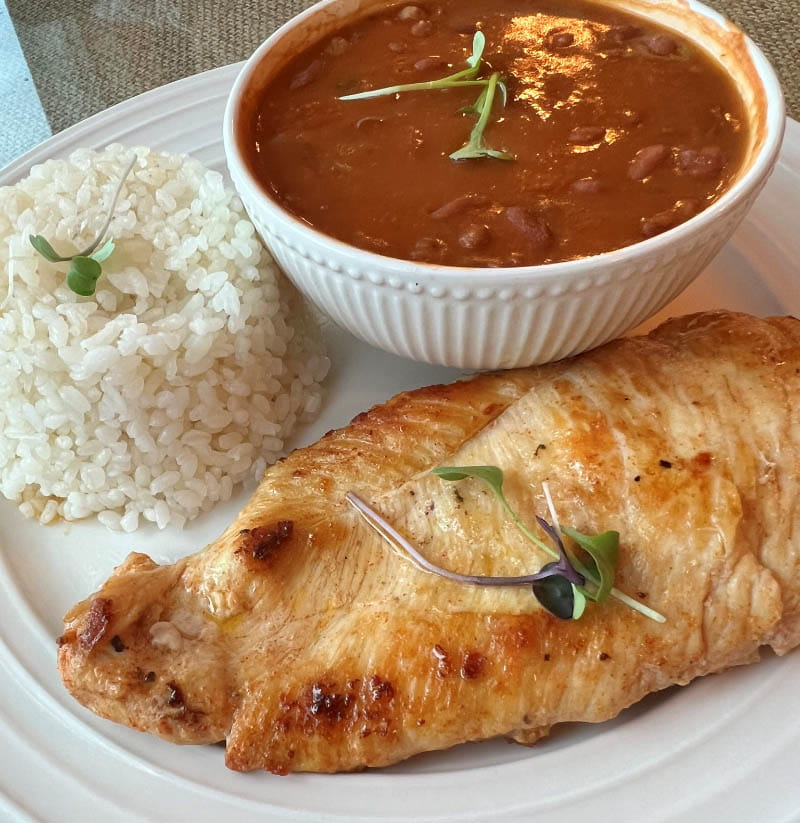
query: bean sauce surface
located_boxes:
[240,0,748,267]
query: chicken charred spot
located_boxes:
[236,520,294,566]
[460,651,487,679]
[368,674,394,701]
[166,681,185,709]
[157,680,207,734]
[433,645,487,680]
[276,674,397,742]
[308,682,352,723]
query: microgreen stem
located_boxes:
[77,153,137,257]
[449,72,513,161]
[495,493,559,560]
[346,490,661,624]
[473,72,498,140]
[339,78,493,101]
[346,492,545,587]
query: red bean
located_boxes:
[414,56,446,71]
[430,193,489,219]
[397,5,423,20]
[410,237,446,260]
[411,20,434,37]
[641,199,699,237]
[505,207,554,250]
[387,41,407,53]
[607,24,642,43]
[628,144,670,180]
[678,146,724,177]
[458,224,491,249]
[289,59,323,90]
[568,126,606,145]
[571,177,604,193]
[645,34,678,56]
[546,28,575,48]
[325,37,349,56]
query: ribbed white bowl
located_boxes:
[224,0,785,369]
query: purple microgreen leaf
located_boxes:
[532,571,575,620]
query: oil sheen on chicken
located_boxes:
[58,311,800,773]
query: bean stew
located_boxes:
[239,0,749,268]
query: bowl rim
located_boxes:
[223,0,786,284]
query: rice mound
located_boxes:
[0,145,330,531]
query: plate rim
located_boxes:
[1,65,800,823]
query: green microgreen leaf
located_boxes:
[562,526,619,603]
[338,27,511,162]
[449,73,515,162]
[465,30,486,69]
[66,256,102,296]
[27,154,135,298]
[90,237,115,263]
[572,585,587,619]
[28,234,72,263]
[432,464,503,488]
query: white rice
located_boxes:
[0,145,330,531]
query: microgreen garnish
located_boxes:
[449,73,514,162]
[28,153,135,297]
[345,466,664,623]
[433,467,664,622]
[339,31,513,163]
[530,516,586,619]
[346,488,588,620]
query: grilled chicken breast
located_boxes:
[58,311,800,773]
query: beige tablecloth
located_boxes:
[7,0,799,133]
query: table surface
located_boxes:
[2,0,799,167]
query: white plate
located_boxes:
[1,65,799,823]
